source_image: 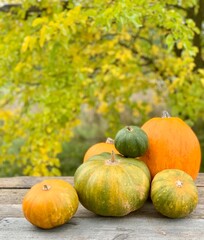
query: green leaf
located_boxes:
[165,34,174,51]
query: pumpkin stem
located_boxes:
[111,151,116,162]
[106,138,114,144]
[176,180,183,188]
[162,111,171,118]
[105,151,118,165]
[42,185,51,191]
[126,126,133,131]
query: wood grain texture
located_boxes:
[0,201,203,221]
[195,173,204,187]
[0,204,95,220]
[0,176,74,189]
[0,174,203,239]
[0,217,204,240]
[0,173,203,189]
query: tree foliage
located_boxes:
[0,0,203,176]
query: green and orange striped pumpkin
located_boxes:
[151,169,198,218]
[74,152,150,217]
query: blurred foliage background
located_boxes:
[0,0,203,176]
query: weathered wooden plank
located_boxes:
[0,200,203,221]
[0,189,27,204]
[0,184,203,220]
[2,187,203,206]
[1,186,203,205]
[0,175,203,239]
[0,204,23,220]
[0,217,204,240]
[196,173,204,187]
[0,176,74,189]
[0,204,95,221]
[0,173,203,189]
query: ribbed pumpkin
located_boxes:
[87,152,151,181]
[140,111,201,180]
[83,138,119,162]
[114,126,148,158]
[22,179,79,229]
[74,152,150,217]
[151,169,198,218]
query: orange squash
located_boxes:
[22,179,79,229]
[83,138,119,162]
[140,111,201,180]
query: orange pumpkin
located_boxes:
[140,111,201,180]
[22,179,79,229]
[83,138,119,162]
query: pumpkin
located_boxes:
[83,138,119,162]
[114,126,148,158]
[151,169,198,218]
[88,152,151,181]
[140,111,201,180]
[22,179,79,229]
[74,152,150,216]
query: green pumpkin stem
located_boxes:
[126,126,133,131]
[42,185,51,191]
[176,180,183,188]
[106,138,115,144]
[162,111,171,118]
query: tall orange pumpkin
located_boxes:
[140,111,201,180]
[83,138,119,162]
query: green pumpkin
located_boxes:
[74,152,150,217]
[114,126,148,158]
[151,169,198,218]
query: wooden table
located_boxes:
[0,174,203,240]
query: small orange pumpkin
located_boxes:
[22,179,79,229]
[83,138,119,162]
[140,111,201,180]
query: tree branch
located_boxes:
[166,4,187,11]
[187,1,204,69]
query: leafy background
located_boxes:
[0,0,203,176]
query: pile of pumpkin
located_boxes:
[22,111,201,229]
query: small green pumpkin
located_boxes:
[151,169,198,218]
[115,126,148,158]
[74,152,150,217]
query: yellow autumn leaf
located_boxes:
[0,109,12,121]
[28,36,37,51]
[198,69,204,76]
[39,25,47,47]
[21,36,31,53]
[32,17,48,27]
[14,62,24,72]
[46,126,53,134]
[97,101,109,114]
[51,167,61,176]
[151,45,159,55]
[64,6,81,27]
[177,41,183,49]
[115,49,132,63]
[116,102,125,113]
[39,147,48,156]
[81,67,93,73]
